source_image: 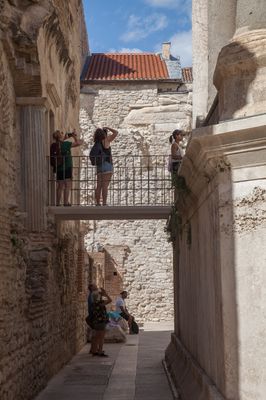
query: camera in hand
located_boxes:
[66,132,74,137]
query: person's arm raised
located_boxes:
[70,129,84,148]
[100,288,112,305]
[103,127,118,142]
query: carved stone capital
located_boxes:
[214,30,266,83]
[213,30,266,120]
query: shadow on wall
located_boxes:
[214,39,258,121]
[103,249,124,308]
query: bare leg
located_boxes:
[102,173,112,205]
[128,315,133,333]
[64,179,71,205]
[95,173,103,205]
[56,181,64,205]
[90,330,98,354]
[98,330,106,353]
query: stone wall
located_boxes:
[166,116,266,400]
[166,1,266,396]
[0,1,89,399]
[80,82,192,322]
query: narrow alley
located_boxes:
[35,323,174,400]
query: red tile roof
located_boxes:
[82,53,169,81]
[182,67,193,83]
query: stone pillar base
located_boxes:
[165,334,225,400]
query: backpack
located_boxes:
[50,142,63,171]
[91,301,109,324]
[89,141,103,166]
[130,319,139,334]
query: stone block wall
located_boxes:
[80,81,192,322]
[0,1,89,399]
[166,116,266,400]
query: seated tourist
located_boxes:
[115,290,133,333]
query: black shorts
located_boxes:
[57,168,72,181]
[93,322,107,331]
[172,162,180,173]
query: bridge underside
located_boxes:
[48,205,172,220]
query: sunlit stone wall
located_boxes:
[80,81,192,322]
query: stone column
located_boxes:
[214,0,266,121]
[17,98,48,232]
[192,0,236,127]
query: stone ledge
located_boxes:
[165,334,225,400]
[178,113,266,202]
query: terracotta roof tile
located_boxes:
[82,53,169,81]
[182,67,193,83]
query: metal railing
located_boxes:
[47,155,174,206]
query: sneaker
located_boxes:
[97,352,109,357]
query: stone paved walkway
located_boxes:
[35,322,174,400]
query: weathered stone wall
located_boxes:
[0,1,89,399]
[80,82,192,322]
[166,117,266,399]
[167,2,266,398]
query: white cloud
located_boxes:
[120,13,168,42]
[170,30,192,66]
[155,30,192,66]
[108,48,144,53]
[145,0,180,7]
[145,0,192,21]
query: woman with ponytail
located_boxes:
[169,129,184,174]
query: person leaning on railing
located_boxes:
[50,129,83,206]
[94,126,118,206]
[169,129,184,185]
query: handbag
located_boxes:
[167,155,173,172]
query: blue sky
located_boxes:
[83,0,192,67]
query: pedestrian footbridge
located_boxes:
[48,205,172,220]
[48,155,175,220]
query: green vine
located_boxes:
[164,206,182,243]
[172,175,189,192]
[165,175,190,243]
[10,230,25,250]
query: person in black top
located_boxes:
[94,126,118,206]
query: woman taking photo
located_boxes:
[90,287,112,357]
[93,126,118,206]
[50,129,83,206]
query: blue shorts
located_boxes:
[97,161,113,174]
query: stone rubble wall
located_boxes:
[0,2,88,399]
[80,82,192,322]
